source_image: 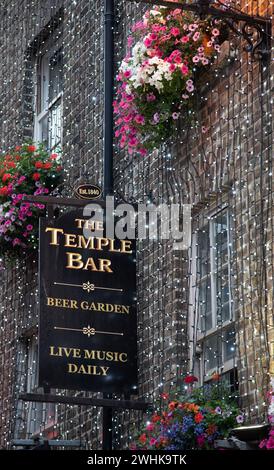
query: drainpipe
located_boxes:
[103,0,114,197]
[102,0,114,451]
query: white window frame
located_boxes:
[34,41,63,151]
[189,206,236,383]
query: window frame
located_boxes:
[189,205,236,383]
[33,39,63,151]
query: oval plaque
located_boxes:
[74,184,102,200]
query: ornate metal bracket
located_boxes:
[220,17,271,61]
[129,1,271,62]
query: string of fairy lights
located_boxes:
[0,0,273,449]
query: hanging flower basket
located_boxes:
[131,382,244,450]
[0,143,63,262]
[114,6,223,157]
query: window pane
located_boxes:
[49,99,62,150]
[213,212,228,268]
[204,334,221,373]
[199,279,212,331]
[40,114,49,147]
[49,49,63,103]
[223,326,236,362]
[216,268,230,323]
[198,225,210,278]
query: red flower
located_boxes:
[161,393,169,400]
[35,161,43,169]
[43,162,52,169]
[168,401,178,411]
[15,145,21,151]
[184,375,198,384]
[0,186,8,196]
[151,413,161,423]
[56,165,62,172]
[2,173,12,182]
[139,433,147,445]
[27,145,36,152]
[50,153,58,160]
[194,412,204,424]
[6,161,16,168]
[32,173,41,181]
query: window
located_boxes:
[26,337,57,438]
[193,208,236,382]
[34,44,63,151]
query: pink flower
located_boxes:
[189,24,198,32]
[212,28,220,36]
[169,63,176,72]
[146,92,156,102]
[172,112,180,120]
[124,70,131,78]
[127,36,134,47]
[128,137,138,147]
[181,64,189,75]
[135,114,145,125]
[170,27,180,37]
[202,58,209,65]
[193,32,200,42]
[197,435,205,448]
[26,224,33,231]
[146,423,154,431]
[149,438,157,446]
[173,9,182,17]
[126,94,134,102]
[174,55,182,64]
[124,115,132,123]
[139,147,147,157]
[192,56,200,63]
[181,36,189,43]
[144,37,152,47]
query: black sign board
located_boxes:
[39,207,137,394]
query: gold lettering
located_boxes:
[45,227,64,245]
[67,363,110,376]
[121,240,132,254]
[77,235,95,250]
[64,233,77,248]
[98,258,113,273]
[66,252,84,269]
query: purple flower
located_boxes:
[215,407,222,415]
[153,113,160,124]
[236,415,244,424]
[172,112,180,120]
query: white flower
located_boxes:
[149,10,162,17]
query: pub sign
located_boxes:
[38,206,137,394]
